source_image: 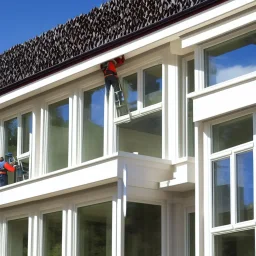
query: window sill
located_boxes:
[188,71,256,100]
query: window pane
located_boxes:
[22,112,32,154]
[213,158,230,227]
[205,31,256,86]
[5,118,18,157]
[77,202,112,256]
[237,151,254,222]
[83,87,105,162]
[215,230,255,256]
[123,73,137,113]
[212,115,253,153]
[4,118,18,185]
[125,202,161,256]
[48,99,69,172]
[118,111,162,158]
[188,212,195,256]
[43,212,62,256]
[8,218,28,256]
[143,65,162,107]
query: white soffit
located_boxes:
[181,7,256,48]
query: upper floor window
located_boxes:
[210,114,255,255]
[4,112,32,184]
[48,99,69,172]
[120,64,162,117]
[205,31,256,87]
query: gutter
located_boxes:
[0,0,228,95]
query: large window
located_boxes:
[82,87,105,162]
[4,112,32,184]
[210,114,255,255]
[205,31,256,87]
[125,202,161,256]
[118,111,162,158]
[7,218,28,256]
[77,202,112,256]
[43,211,62,256]
[48,99,69,172]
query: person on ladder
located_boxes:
[0,156,16,187]
[101,55,128,117]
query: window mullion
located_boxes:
[230,152,236,226]
[137,69,143,112]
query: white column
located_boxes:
[168,50,180,161]
[195,121,204,256]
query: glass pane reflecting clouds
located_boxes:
[83,87,105,162]
[237,151,254,222]
[213,158,231,227]
[206,31,256,86]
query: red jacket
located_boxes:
[101,56,125,77]
[0,162,15,173]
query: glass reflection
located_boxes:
[83,87,105,162]
[143,65,162,107]
[205,31,256,86]
[123,73,138,113]
[236,151,254,222]
[213,158,231,227]
[48,99,69,172]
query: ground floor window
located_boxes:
[125,202,161,256]
[77,202,112,256]
[7,218,28,256]
[214,229,255,256]
[43,211,62,256]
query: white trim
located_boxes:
[181,9,256,48]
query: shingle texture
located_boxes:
[0,0,209,90]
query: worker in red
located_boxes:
[101,55,125,104]
[0,157,16,187]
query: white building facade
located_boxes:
[0,1,256,255]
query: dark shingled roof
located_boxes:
[0,0,222,93]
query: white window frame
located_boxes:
[2,107,34,182]
[204,108,256,256]
[185,206,195,256]
[42,90,73,174]
[114,60,166,159]
[195,24,256,91]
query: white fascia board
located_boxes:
[181,7,256,48]
[0,0,254,109]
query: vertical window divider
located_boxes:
[31,109,36,179]
[181,58,187,158]
[17,115,22,157]
[68,95,73,168]
[62,207,68,256]
[103,88,109,156]
[230,152,236,226]
[162,62,168,159]
[28,214,34,256]
[0,120,4,157]
[78,89,84,164]
[194,45,204,91]
[40,103,48,175]
[108,86,115,154]
[137,68,143,112]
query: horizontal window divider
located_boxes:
[210,150,232,161]
[140,103,162,115]
[233,220,255,230]
[17,152,30,160]
[211,224,233,235]
[231,141,253,153]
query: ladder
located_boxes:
[114,80,131,120]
